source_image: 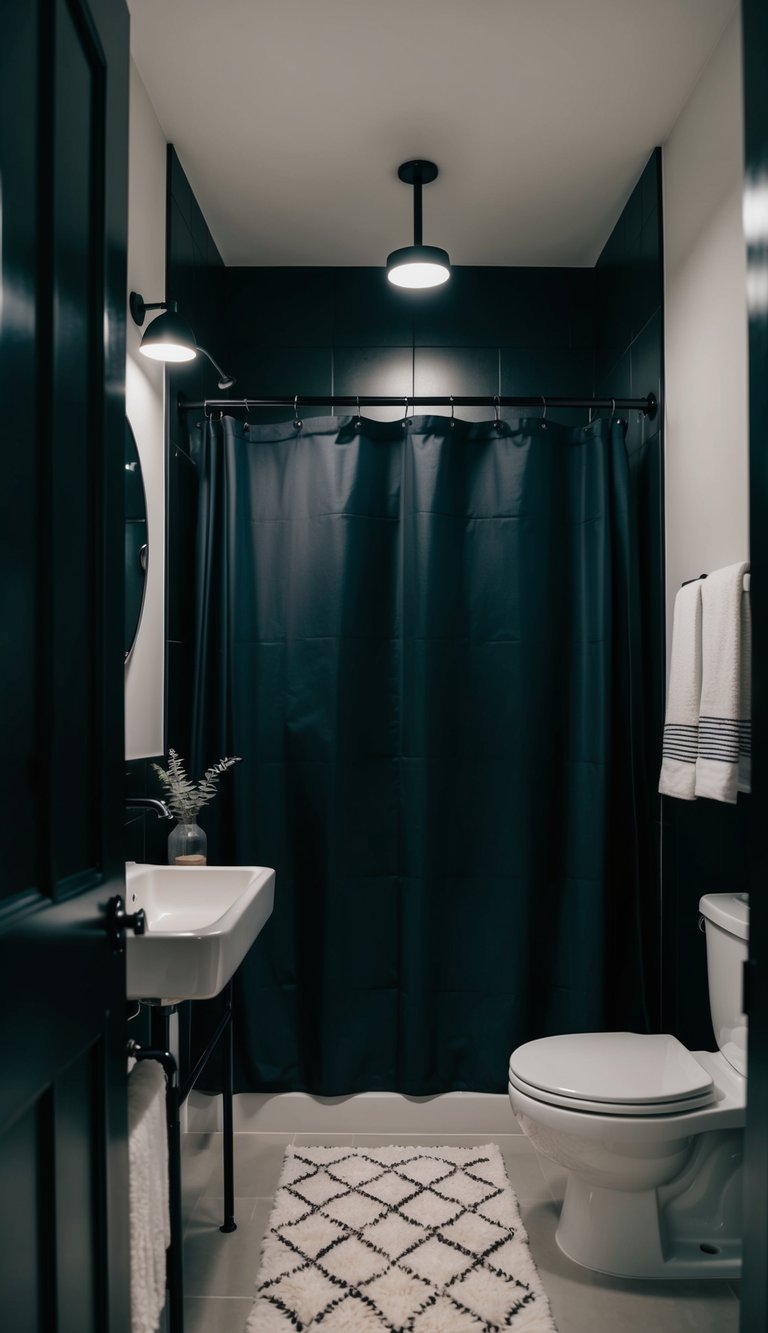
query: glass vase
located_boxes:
[168,820,208,866]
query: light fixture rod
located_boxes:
[397,159,439,247]
[413,175,423,246]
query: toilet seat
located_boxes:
[508,1032,716,1117]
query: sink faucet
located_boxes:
[125,797,173,820]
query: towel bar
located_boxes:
[682,572,751,590]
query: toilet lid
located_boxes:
[508,1033,714,1107]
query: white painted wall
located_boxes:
[125,60,167,759]
[663,14,748,649]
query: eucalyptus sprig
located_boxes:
[152,748,242,823]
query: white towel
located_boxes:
[659,579,703,799]
[695,561,751,803]
[129,1060,170,1333]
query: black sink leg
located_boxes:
[220,981,237,1233]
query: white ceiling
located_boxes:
[129,0,737,268]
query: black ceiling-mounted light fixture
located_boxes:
[386,160,451,290]
[129,292,236,390]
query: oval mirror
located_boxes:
[125,419,148,661]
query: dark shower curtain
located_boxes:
[190,412,653,1095]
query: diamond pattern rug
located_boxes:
[246,1144,558,1331]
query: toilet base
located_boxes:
[555,1130,743,1279]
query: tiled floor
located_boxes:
[178,1130,741,1333]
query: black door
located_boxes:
[742,3,768,1328]
[0,0,130,1329]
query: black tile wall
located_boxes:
[335,345,412,398]
[595,148,748,1046]
[663,796,751,1050]
[161,150,675,1049]
[594,149,665,1031]
[166,444,197,644]
[332,268,413,347]
[124,756,170,865]
[221,264,597,428]
[166,147,225,770]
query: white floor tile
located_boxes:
[183,1296,253,1333]
[351,1132,516,1149]
[229,1132,292,1197]
[180,1133,223,1223]
[183,1196,268,1299]
[523,1198,740,1333]
[293,1132,355,1146]
[186,1196,261,1236]
[178,1129,739,1333]
[497,1136,552,1202]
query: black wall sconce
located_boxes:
[129,292,236,389]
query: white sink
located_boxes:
[125,863,275,1001]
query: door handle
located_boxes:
[106,894,146,953]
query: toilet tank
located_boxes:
[699,892,749,1076]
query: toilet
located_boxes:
[508,892,748,1279]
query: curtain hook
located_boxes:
[243,398,250,437]
[354,395,362,430]
[610,397,616,424]
[588,400,593,425]
[494,395,503,432]
[541,395,548,430]
[403,396,411,429]
[449,395,455,427]
[293,394,303,432]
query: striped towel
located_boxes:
[659,579,703,799]
[695,562,751,803]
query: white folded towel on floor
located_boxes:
[129,1060,170,1333]
[695,561,751,803]
[659,578,703,799]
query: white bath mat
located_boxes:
[247,1143,557,1332]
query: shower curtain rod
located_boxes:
[178,392,658,417]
